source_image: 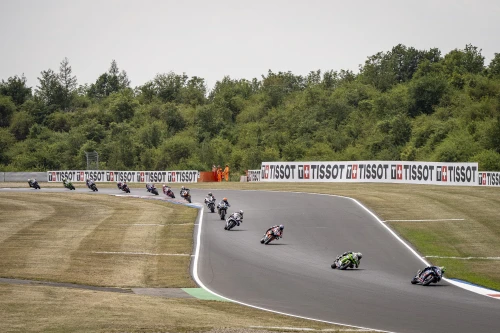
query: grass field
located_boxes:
[1,181,499,332]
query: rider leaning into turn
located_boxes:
[180,186,190,195]
[261,224,284,242]
[335,252,362,268]
[420,266,446,277]
[228,210,244,226]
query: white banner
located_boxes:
[478,171,500,186]
[260,161,479,186]
[247,170,261,182]
[47,170,200,183]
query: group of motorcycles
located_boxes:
[204,194,283,244]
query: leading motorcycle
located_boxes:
[411,267,444,286]
[63,180,75,190]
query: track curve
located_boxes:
[195,189,500,333]
[2,186,500,332]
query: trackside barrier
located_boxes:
[246,170,261,182]
[47,170,199,183]
[260,161,483,186]
[478,171,500,186]
[0,172,48,182]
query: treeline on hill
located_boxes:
[1,44,500,175]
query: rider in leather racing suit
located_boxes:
[228,210,244,226]
[419,266,446,279]
[217,198,230,214]
[334,252,362,268]
[260,224,284,242]
[204,192,216,204]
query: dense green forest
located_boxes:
[1,44,500,174]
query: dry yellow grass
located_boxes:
[0,284,351,333]
[0,193,197,287]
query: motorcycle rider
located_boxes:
[62,177,68,186]
[228,210,244,226]
[217,197,230,214]
[180,185,190,196]
[117,181,123,189]
[260,224,284,243]
[204,192,216,204]
[28,178,33,186]
[146,183,155,192]
[86,178,95,188]
[418,266,446,279]
[332,252,362,269]
[162,184,169,194]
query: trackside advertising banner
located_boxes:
[47,170,199,183]
[260,161,479,186]
[478,171,500,186]
[247,170,261,182]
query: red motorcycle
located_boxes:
[163,185,175,198]
[260,227,282,245]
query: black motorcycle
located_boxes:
[87,180,98,192]
[121,183,131,193]
[28,179,41,190]
[411,267,444,286]
[146,184,159,195]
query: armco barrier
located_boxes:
[0,172,47,182]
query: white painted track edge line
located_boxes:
[192,202,393,333]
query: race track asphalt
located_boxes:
[196,189,500,333]
[3,186,500,333]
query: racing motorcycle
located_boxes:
[260,227,281,245]
[224,214,242,231]
[63,180,75,190]
[163,186,175,198]
[218,202,228,220]
[411,267,444,286]
[146,184,159,195]
[206,197,216,213]
[121,183,131,193]
[28,179,41,190]
[180,189,191,203]
[86,180,98,192]
[331,253,358,270]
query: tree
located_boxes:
[0,74,32,105]
[443,44,485,76]
[36,69,64,111]
[0,95,16,127]
[488,53,500,78]
[87,60,129,99]
[58,57,77,111]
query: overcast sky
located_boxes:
[1,0,499,91]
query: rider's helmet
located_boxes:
[181,186,185,190]
[163,184,166,188]
[28,179,30,182]
[279,224,284,230]
[357,252,363,259]
[208,192,212,196]
[239,210,244,216]
[440,266,446,274]
[223,197,228,202]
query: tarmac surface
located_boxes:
[2,186,500,333]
